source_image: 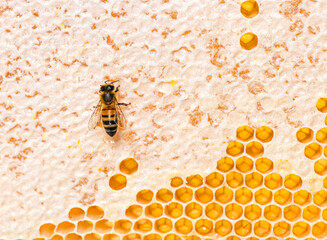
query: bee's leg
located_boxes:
[115,85,120,92]
[118,102,131,106]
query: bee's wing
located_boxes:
[88,100,102,130]
[114,97,127,129]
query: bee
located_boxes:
[88,80,130,137]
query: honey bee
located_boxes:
[89,81,130,137]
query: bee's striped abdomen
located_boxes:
[101,105,117,137]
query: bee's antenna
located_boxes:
[104,80,119,84]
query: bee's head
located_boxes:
[100,84,114,92]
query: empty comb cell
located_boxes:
[246,141,264,158]
[170,177,183,188]
[297,127,314,143]
[236,126,254,141]
[236,156,253,173]
[156,188,173,203]
[186,174,203,187]
[174,218,193,234]
[137,189,154,204]
[165,202,183,218]
[145,203,163,218]
[109,173,127,190]
[244,204,262,220]
[205,172,224,188]
[119,158,138,175]
[226,141,244,157]
[195,219,213,235]
[217,157,234,172]
[215,220,232,236]
[240,0,259,18]
[292,221,310,238]
[255,157,273,173]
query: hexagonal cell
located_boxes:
[84,233,101,240]
[245,172,263,189]
[109,173,127,190]
[155,218,172,233]
[314,158,327,175]
[65,233,82,240]
[255,157,273,173]
[225,203,243,220]
[236,126,254,141]
[77,220,93,234]
[215,219,233,236]
[303,205,321,222]
[240,0,259,18]
[215,187,233,204]
[170,177,183,188]
[292,221,310,238]
[49,235,63,240]
[254,220,271,237]
[114,219,132,234]
[240,32,258,50]
[205,172,224,188]
[195,219,213,235]
[296,127,314,143]
[284,174,302,190]
[235,187,253,204]
[284,205,301,221]
[68,208,85,221]
[165,202,183,218]
[175,187,193,203]
[39,223,56,238]
[265,173,282,190]
[316,127,327,143]
[312,222,327,239]
[145,203,163,218]
[273,221,291,238]
[175,218,193,234]
[217,157,234,172]
[186,174,203,187]
[264,205,282,221]
[255,188,272,205]
[304,142,322,160]
[185,202,203,219]
[119,158,138,175]
[226,171,244,188]
[244,204,262,220]
[246,141,264,158]
[274,189,292,205]
[235,220,252,237]
[103,234,120,240]
[134,218,153,232]
[313,189,327,206]
[143,234,162,240]
[226,141,244,157]
[294,190,312,206]
[205,202,223,220]
[95,219,113,233]
[164,234,181,240]
[137,189,154,204]
[56,221,75,234]
[236,156,253,173]
[87,206,104,220]
[256,126,274,143]
[126,204,143,219]
[316,98,327,112]
[195,187,213,203]
[156,189,173,203]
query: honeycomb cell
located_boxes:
[274,189,292,205]
[65,233,82,240]
[240,32,258,50]
[255,188,272,205]
[215,187,233,203]
[240,0,259,18]
[103,234,120,240]
[316,98,327,113]
[316,128,327,143]
[294,190,312,206]
[304,142,322,160]
[225,203,243,220]
[77,220,93,234]
[95,219,113,233]
[84,233,101,240]
[175,187,193,203]
[255,157,273,173]
[39,223,56,238]
[156,189,173,203]
[226,141,244,157]
[256,126,274,142]
[312,222,327,238]
[145,203,163,218]
[164,234,181,240]
[125,204,143,219]
[56,221,75,234]
[205,172,224,188]
[215,220,232,236]
[155,218,173,233]
[284,205,301,221]
[293,221,310,238]
[313,190,327,206]
[144,234,162,240]
[109,173,127,190]
[186,174,203,187]
[235,187,253,204]
[50,235,63,240]
[296,127,314,143]
[245,172,263,188]
[236,156,253,173]
[284,174,302,190]
[195,187,213,203]
[273,221,291,238]
[114,220,132,234]
[175,218,193,234]
[226,171,244,188]
[244,204,262,220]
[68,208,85,221]
[235,220,252,237]
[314,158,327,175]
[246,141,264,158]
[217,157,234,172]
[185,202,203,219]
[137,190,154,204]
[119,158,138,174]
[171,177,183,188]
[264,205,282,221]
[134,218,153,232]
[205,202,223,220]
[165,202,183,218]
[195,219,213,235]
[185,236,200,240]
[265,173,282,190]
[254,220,271,237]
[303,205,321,222]
[236,126,254,141]
[87,206,104,220]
